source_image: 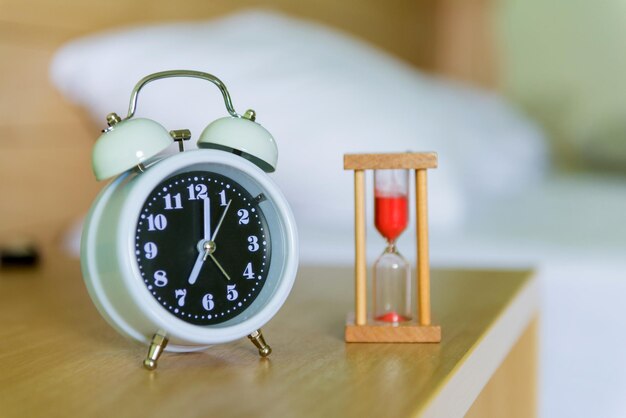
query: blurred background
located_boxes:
[1,0,625,416]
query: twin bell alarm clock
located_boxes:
[80,70,299,370]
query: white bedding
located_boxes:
[50,9,548,240]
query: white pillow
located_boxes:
[50,9,547,263]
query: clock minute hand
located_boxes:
[211,199,232,242]
[203,197,211,241]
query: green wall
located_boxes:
[496,0,626,170]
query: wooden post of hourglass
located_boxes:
[343,152,441,343]
[416,168,430,326]
[354,169,367,326]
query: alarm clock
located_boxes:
[80,70,298,370]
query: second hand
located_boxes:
[211,199,232,242]
[208,253,232,281]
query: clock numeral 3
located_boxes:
[247,236,259,252]
[153,270,168,287]
[202,293,215,311]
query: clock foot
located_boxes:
[248,329,271,357]
[143,332,169,370]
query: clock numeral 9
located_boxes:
[202,293,215,311]
[143,242,158,259]
[146,214,167,231]
[237,209,249,225]
[247,236,259,252]
[153,270,168,287]
[243,262,255,280]
[187,184,207,200]
[226,284,238,301]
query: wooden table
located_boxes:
[0,251,538,417]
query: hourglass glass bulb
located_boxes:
[373,244,412,323]
[374,170,409,241]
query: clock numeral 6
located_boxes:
[226,284,238,301]
[237,209,249,225]
[153,270,168,287]
[143,242,158,259]
[247,235,259,252]
[243,262,255,280]
[202,293,215,311]
[146,214,167,231]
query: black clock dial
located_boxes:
[135,170,271,325]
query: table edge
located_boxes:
[419,272,539,418]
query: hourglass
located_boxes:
[344,152,441,343]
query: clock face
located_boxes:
[134,170,271,325]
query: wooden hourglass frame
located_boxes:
[344,152,441,343]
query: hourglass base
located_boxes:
[345,314,441,343]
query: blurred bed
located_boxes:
[2,2,625,417]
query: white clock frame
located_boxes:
[81,149,299,353]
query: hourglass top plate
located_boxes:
[343,152,438,170]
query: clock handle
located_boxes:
[125,70,242,120]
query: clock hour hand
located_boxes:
[187,250,205,285]
[190,240,216,282]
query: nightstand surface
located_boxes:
[0,252,537,417]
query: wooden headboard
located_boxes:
[0,0,495,253]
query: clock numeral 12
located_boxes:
[187,184,207,200]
